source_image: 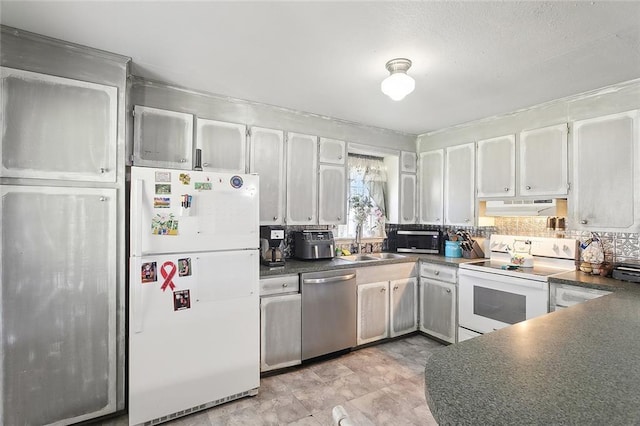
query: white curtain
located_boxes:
[348,154,388,237]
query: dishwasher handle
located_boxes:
[303,273,356,284]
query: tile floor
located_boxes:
[104,334,443,426]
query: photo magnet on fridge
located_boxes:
[155,171,171,182]
[179,173,191,185]
[194,182,212,190]
[154,197,171,208]
[173,289,191,311]
[155,184,171,194]
[141,262,157,283]
[178,258,191,277]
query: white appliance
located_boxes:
[128,167,260,426]
[458,235,578,340]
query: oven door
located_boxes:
[458,268,549,334]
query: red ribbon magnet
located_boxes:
[160,261,177,292]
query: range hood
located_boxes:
[483,199,567,217]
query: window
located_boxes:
[337,154,388,239]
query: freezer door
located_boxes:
[130,167,259,255]
[129,250,259,425]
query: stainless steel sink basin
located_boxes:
[335,253,407,263]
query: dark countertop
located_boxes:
[259,253,480,277]
[424,271,640,425]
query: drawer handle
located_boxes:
[282,283,288,287]
[581,220,588,225]
[434,271,440,276]
[273,216,278,221]
[504,187,509,192]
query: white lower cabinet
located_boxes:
[356,263,419,346]
[419,262,458,344]
[259,275,301,372]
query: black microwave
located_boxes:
[395,230,442,254]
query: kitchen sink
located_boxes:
[335,253,407,263]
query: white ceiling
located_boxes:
[1,1,639,135]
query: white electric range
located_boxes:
[458,234,579,341]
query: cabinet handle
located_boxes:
[393,285,399,291]
[526,185,531,190]
[434,271,440,276]
[436,218,440,222]
[282,283,288,288]
[446,289,451,293]
[380,287,386,292]
[504,187,509,192]
[581,220,588,225]
[203,162,210,167]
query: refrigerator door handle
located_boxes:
[131,178,144,257]
[130,257,144,333]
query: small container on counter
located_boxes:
[445,240,463,258]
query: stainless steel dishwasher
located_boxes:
[301,269,357,360]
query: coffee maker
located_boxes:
[260,226,285,267]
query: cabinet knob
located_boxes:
[338,155,343,160]
[504,187,509,192]
[273,216,278,221]
[180,158,187,163]
[465,219,470,223]
[393,285,399,291]
[282,283,288,288]
[434,271,440,276]
[381,287,386,292]
[203,162,210,167]
[99,196,106,202]
[307,217,312,220]
[436,218,440,222]
[581,220,588,225]
[100,167,107,174]
[337,216,341,220]
[446,288,451,293]
[526,185,531,190]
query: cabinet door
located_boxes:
[133,105,193,170]
[519,124,568,196]
[319,137,346,164]
[401,151,417,173]
[389,277,418,337]
[319,164,347,225]
[420,278,456,344]
[249,127,285,225]
[572,110,640,232]
[286,132,318,225]
[418,149,444,224]
[357,282,389,345]
[477,134,516,197]
[549,283,611,312]
[400,173,417,224]
[196,118,246,173]
[1,185,117,425]
[444,143,475,226]
[0,67,117,182]
[260,294,302,372]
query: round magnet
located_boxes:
[230,175,244,188]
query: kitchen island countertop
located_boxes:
[424,271,640,425]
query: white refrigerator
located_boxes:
[128,166,260,426]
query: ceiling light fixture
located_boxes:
[381,58,415,101]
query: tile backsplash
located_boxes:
[493,217,640,264]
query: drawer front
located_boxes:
[260,275,299,296]
[552,284,611,309]
[420,262,457,283]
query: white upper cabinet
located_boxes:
[196,118,246,173]
[319,164,346,225]
[444,142,475,226]
[477,134,516,197]
[401,151,417,173]
[133,105,193,170]
[571,110,640,232]
[519,124,568,196]
[400,173,417,224]
[286,132,318,225]
[0,67,117,182]
[249,127,285,225]
[319,137,346,164]
[418,149,444,225]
